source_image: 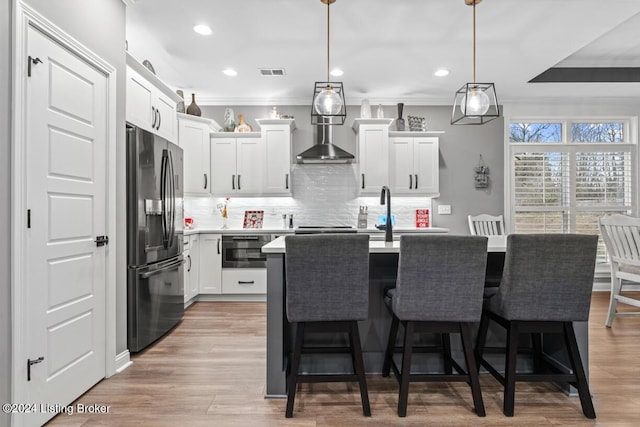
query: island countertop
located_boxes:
[262,234,507,253]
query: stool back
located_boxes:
[285,234,370,322]
[491,234,598,321]
[394,235,488,322]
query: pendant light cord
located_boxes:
[326,1,331,82]
[472,0,476,84]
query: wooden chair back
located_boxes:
[468,214,505,236]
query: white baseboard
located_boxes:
[113,350,132,375]
[196,294,266,302]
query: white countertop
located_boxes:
[184,226,449,236]
[262,235,507,254]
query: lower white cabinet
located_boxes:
[222,269,267,294]
[183,235,200,302]
[199,234,222,294]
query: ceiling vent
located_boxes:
[259,68,286,76]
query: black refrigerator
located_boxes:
[126,125,185,352]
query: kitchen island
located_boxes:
[261,235,589,398]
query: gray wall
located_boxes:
[2,1,126,414]
[200,104,504,234]
[1,1,12,425]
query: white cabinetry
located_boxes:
[126,53,181,142]
[177,114,221,195]
[222,269,267,294]
[353,119,394,194]
[256,119,295,195]
[199,234,222,294]
[389,133,440,196]
[183,235,200,303]
[210,133,265,195]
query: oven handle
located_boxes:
[139,258,185,279]
[231,236,261,240]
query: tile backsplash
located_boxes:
[184,164,433,229]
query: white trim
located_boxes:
[11,3,118,424]
[114,350,132,374]
[195,294,267,303]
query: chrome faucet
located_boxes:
[380,186,393,242]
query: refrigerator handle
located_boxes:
[160,150,169,247]
[139,257,185,279]
[168,152,176,248]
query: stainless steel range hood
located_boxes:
[296,120,354,164]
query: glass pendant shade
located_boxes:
[451,82,499,125]
[460,87,490,116]
[313,85,343,115]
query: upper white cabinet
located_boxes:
[353,119,394,194]
[210,119,295,196]
[126,53,181,142]
[211,133,264,195]
[389,134,440,196]
[257,119,295,195]
[177,113,221,196]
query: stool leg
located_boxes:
[398,321,414,417]
[442,333,453,375]
[503,321,519,417]
[532,333,543,373]
[349,321,371,417]
[460,323,486,417]
[563,322,596,419]
[382,314,399,377]
[475,311,490,373]
[285,322,305,418]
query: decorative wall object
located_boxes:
[176,89,185,113]
[186,93,201,116]
[474,154,490,188]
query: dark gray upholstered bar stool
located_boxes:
[475,234,598,419]
[382,235,488,417]
[284,234,371,418]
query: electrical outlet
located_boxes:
[437,205,452,215]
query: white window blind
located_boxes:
[509,120,636,262]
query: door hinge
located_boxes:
[27,209,31,228]
[27,56,43,77]
[94,235,109,247]
[27,357,44,381]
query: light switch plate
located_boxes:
[438,205,452,215]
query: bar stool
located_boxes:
[284,234,371,418]
[382,235,488,417]
[475,234,598,418]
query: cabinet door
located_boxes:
[211,137,238,195]
[413,137,439,196]
[359,126,389,193]
[389,137,415,194]
[183,236,191,302]
[188,235,200,299]
[154,92,177,142]
[263,127,291,194]
[126,67,153,132]
[199,234,222,294]
[236,137,265,195]
[179,119,211,195]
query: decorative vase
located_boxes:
[376,104,384,119]
[360,99,371,119]
[269,106,278,119]
[235,114,253,132]
[223,107,236,132]
[176,90,185,113]
[186,93,201,116]
[396,102,405,131]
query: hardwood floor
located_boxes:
[47,293,640,426]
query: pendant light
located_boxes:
[451,0,500,125]
[311,0,346,126]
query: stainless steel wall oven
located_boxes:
[222,235,271,268]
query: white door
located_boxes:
[179,119,210,195]
[25,25,107,426]
[413,137,440,195]
[211,137,238,194]
[359,126,389,193]
[263,126,291,194]
[389,136,414,194]
[236,136,265,194]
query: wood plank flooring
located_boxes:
[47,293,640,426]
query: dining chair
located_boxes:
[475,234,598,419]
[382,235,488,417]
[284,234,371,418]
[468,214,505,236]
[598,214,640,327]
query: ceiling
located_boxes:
[125,0,640,106]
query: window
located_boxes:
[508,120,637,261]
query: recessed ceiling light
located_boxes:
[330,68,344,77]
[223,68,238,77]
[434,68,450,77]
[193,24,212,36]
